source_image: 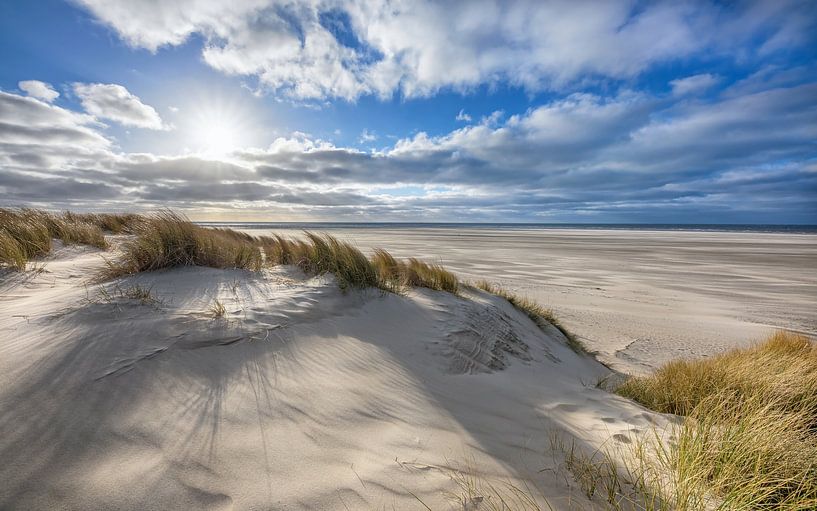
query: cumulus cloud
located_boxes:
[0,91,110,169]
[74,0,817,101]
[18,80,60,102]
[455,109,471,122]
[73,83,169,130]
[670,73,720,96]
[1,78,815,221]
[358,129,377,143]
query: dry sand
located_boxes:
[1,228,813,510]
[0,241,660,510]
[242,227,817,374]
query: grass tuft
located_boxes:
[298,232,380,289]
[473,280,584,353]
[209,299,226,319]
[0,208,108,270]
[259,234,459,293]
[370,249,459,294]
[63,211,145,234]
[618,331,817,510]
[100,211,262,279]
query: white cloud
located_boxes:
[73,83,169,130]
[1,81,815,222]
[670,73,720,96]
[358,129,377,143]
[18,80,60,102]
[74,0,817,101]
[455,109,471,122]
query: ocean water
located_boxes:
[197,222,817,235]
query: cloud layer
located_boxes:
[76,0,817,100]
[1,74,815,221]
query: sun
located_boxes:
[181,94,258,157]
[193,121,238,156]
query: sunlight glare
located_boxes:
[182,94,259,157]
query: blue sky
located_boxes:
[0,0,815,222]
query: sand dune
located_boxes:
[0,242,663,510]
[241,227,817,374]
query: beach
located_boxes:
[238,226,817,374]
[1,219,815,509]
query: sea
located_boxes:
[197,222,817,235]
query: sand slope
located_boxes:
[0,245,661,510]
[242,227,817,374]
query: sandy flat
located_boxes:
[240,227,817,374]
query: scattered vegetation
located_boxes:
[0,208,108,270]
[101,211,263,279]
[94,283,162,307]
[473,280,584,353]
[258,233,459,293]
[209,298,227,319]
[616,331,817,510]
[442,460,552,511]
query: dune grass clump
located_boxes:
[259,234,459,293]
[370,249,459,294]
[618,332,817,510]
[473,280,584,353]
[0,208,108,270]
[63,211,145,234]
[298,232,380,289]
[101,211,262,279]
[401,257,459,293]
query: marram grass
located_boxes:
[101,211,263,278]
[4,208,460,295]
[0,208,108,270]
[96,210,460,294]
[618,331,817,510]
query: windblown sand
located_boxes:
[0,242,663,510]
[243,227,817,374]
[1,228,813,509]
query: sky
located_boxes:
[0,0,816,223]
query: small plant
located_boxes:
[209,299,226,319]
[120,284,160,305]
[93,283,162,307]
